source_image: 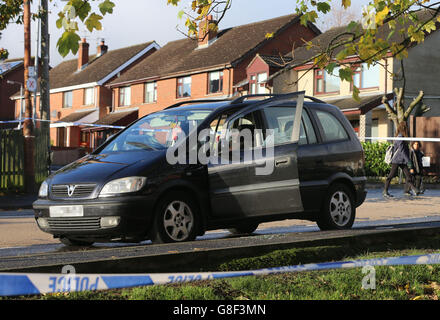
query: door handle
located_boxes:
[275,157,290,167]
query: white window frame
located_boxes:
[144,81,157,104]
[119,86,131,107]
[84,87,95,106]
[63,91,73,108]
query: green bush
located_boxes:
[361,141,391,177]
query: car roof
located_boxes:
[156,93,340,116]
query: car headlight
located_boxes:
[39,181,48,198]
[100,177,146,197]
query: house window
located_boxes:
[80,131,90,147]
[208,71,223,94]
[372,118,379,137]
[249,73,268,94]
[257,73,268,94]
[177,76,191,98]
[353,63,380,89]
[250,75,257,94]
[144,82,157,103]
[57,127,66,147]
[119,86,131,106]
[63,91,73,108]
[315,68,340,94]
[84,87,95,106]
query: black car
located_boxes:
[33,92,367,246]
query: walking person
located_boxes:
[383,122,420,198]
[406,141,425,195]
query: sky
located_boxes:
[0,0,401,67]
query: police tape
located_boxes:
[364,137,440,142]
[0,118,126,130]
[0,253,439,297]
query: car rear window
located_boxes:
[316,110,349,142]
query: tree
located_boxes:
[316,0,360,31]
[170,0,440,108]
[0,0,115,58]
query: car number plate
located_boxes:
[49,205,84,217]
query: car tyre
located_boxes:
[59,237,94,247]
[317,183,355,231]
[228,223,259,235]
[151,191,200,244]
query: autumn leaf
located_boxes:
[339,67,353,82]
[352,85,360,102]
[342,0,351,9]
[98,0,115,15]
[375,6,390,26]
[265,32,274,39]
[71,0,91,21]
[57,31,81,57]
[317,2,331,14]
[85,13,103,32]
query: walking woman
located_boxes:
[383,121,420,198]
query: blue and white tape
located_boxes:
[0,253,439,297]
[0,118,127,130]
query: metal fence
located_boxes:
[0,128,49,191]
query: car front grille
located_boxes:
[47,217,101,231]
[51,184,96,199]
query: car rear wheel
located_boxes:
[151,192,200,244]
[59,237,94,247]
[228,222,259,235]
[317,183,355,231]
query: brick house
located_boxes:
[270,25,395,142]
[0,57,41,129]
[234,53,293,95]
[270,10,440,174]
[107,14,320,118]
[11,40,160,149]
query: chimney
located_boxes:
[78,38,89,70]
[198,15,217,48]
[97,40,108,57]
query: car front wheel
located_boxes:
[317,183,355,231]
[151,192,200,244]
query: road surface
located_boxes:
[0,188,439,250]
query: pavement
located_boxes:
[0,193,38,211]
[0,183,439,249]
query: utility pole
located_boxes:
[33,0,41,126]
[23,0,35,193]
[40,0,51,175]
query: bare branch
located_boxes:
[404,90,425,119]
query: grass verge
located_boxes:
[5,235,440,300]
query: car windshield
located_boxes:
[100,109,213,153]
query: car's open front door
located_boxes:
[207,92,305,219]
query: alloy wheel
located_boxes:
[329,191,352,227]
[163,200,194,241]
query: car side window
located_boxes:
[300,111,317,145]
[262,106,317,146]
[228,111,264,151]
[207,111,238,155]
[316,110,349,142]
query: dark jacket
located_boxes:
[410,148,424,174]
[391,134,413,168]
